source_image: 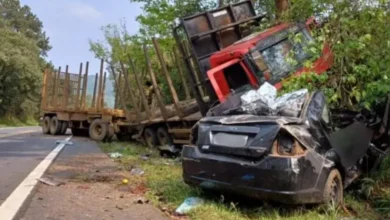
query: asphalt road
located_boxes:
[0,127,69,205]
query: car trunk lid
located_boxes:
[198,121,281,158]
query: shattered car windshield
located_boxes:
[250,29,314,84]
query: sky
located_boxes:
[20,0,143,75]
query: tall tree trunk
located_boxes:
[275,0,290,17]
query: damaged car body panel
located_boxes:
[183,88,390,204]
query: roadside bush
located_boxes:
[282,0,390,110]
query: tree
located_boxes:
[280,0,390,110]
[0,0,51,56]
[0,1,51,121]
[0,19,42,119]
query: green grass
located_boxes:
[0,116,38,127]
[100,142,390,220]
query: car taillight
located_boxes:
[271,132,306,156]
[264,70,271,81]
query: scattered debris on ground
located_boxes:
[130,167,145,176]
[55,140,74,146]
[38,176,64,187]
[108,152,123,159]
[22,144,168,220]
[140,153,151,161]
[158,145,181,156]
[122,178,129,184]
[134,197,150,204]
[98,141,390,220]
[175,197,204,215]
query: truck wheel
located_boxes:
[323,169,343,205]
[42,116,51,134]
[144,128,158,148]
[60,121,68,135]
[49,116,61,135]
[157,127,173,146]
[89,119,108,141]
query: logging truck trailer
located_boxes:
[40,60,127,141]
[40,56,203,147]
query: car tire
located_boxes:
[49,116,61,135]
[144,128,158,148]
[89,119,108,141]
[42,116,51,134]
[323,169,343,205]
[157,127,173,146]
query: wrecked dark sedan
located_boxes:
[182,85,390,204]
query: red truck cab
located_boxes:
[207,22,333,102]
[174,0,332,115]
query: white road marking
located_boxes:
[0,135,72,220]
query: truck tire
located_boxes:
[144,128,158,148]
[89,119,108,141]
[49,116,61,135]
[157,127,173,146]
[323,169,343,205]
[42,116,51,134]
[60,121,68,135]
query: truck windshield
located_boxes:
[250,29,314,83]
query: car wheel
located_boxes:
[323,169,343,205]
[49,116,61,135]
[157,127,173,146]
[89,119,108,141]
[42,116,51,134]
[144,128,158,148]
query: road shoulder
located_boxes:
[19,137,168,220]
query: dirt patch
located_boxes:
[130,183,148,195]
[115,182,148,195]
[20,140,168,220]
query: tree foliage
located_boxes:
[0,0,51,56]
[0,0,51,120]
[281,0,390,110]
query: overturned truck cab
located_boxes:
[182,88,390,204]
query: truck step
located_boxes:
[173,139,190,145]
[168,128,191,134]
